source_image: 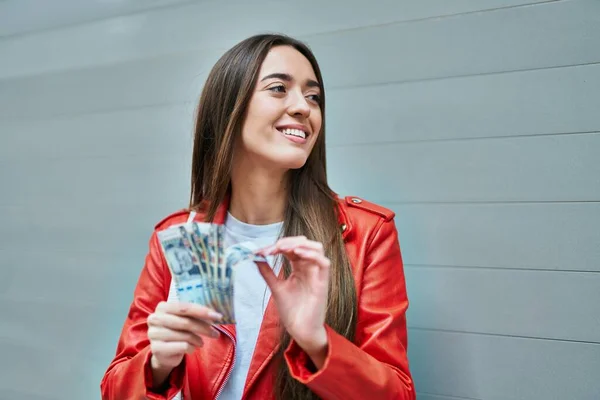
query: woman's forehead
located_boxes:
[259,46,318,82]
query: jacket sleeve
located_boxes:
[100,231,187,400]
[284,218,416,400]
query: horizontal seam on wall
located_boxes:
[407,327,600,345]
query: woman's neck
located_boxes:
[229,164,289,225]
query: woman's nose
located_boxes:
[287,90,311,118]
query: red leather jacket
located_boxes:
[101,196,416,400]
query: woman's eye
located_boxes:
[268,84,286,93]
[307,94,321,103]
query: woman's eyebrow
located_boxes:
[260,72,319,88]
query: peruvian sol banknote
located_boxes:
[156,221,267,324]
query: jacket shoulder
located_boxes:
[340,196,395,222]
[154,208,207,230]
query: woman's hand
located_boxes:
[146,302,223,387]
[256,236,331,367]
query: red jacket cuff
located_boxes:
[143,351,187,400]
[284,325,415,399]
[283,325,334,384]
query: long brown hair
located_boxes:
[189,33,357,400]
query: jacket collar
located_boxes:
[194,195,230,224]
[207,194,351,240]
[336,196,352,241]
[212,196,230,224]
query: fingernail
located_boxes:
[209,311,223,320]
[211,329,220,338]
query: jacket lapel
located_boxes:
[242,293,281,398]
[241,198,351,397]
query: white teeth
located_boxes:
[281,128,306,139]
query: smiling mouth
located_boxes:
[278,128,307,139]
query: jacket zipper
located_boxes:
[214,325,236,399]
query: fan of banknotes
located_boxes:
[156,221,267,324]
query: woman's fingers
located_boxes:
[151,340,197,357]
[148,326,206,347]
[256,261,282,292]
[274,244,331,269]
[148,311,220,338]
[284,239,324,253]
[258,236,325,256]
[147,301,223,370]
[292,248,331,270]
[155,301,223,322]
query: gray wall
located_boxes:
[0,1,598,399]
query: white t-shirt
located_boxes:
[219,212,283,399]
[168,212,283,400]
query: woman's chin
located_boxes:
[263,150,310,170]
[270,159,307,171]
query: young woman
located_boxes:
[101,34,415,400]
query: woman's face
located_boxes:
[237,45,323,171]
